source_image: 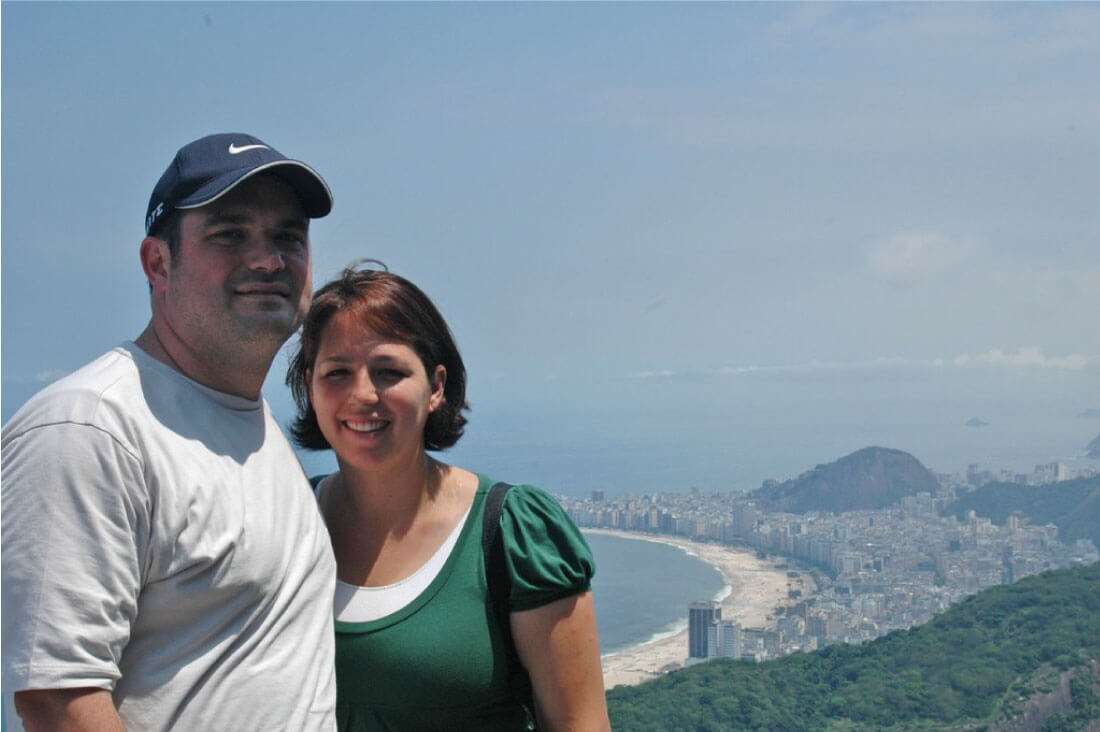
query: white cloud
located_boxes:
[866,231,985,284]
[626,369,678,379]
[953,347,1090,370]
[34,369,69,383]
[626,347,1092,379]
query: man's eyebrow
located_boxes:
[279,217,309,231]
[202,212,250,226]
[200,212,308,230]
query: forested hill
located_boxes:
[607,562,1100,731]
[749,446,940,513]
[945,475,1100,549]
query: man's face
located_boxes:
[159,175,312,360]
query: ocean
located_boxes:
[292,365,1100,499]
[584,532,726,655]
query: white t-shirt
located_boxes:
[1,344,337,731]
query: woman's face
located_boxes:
[308,309,445,473]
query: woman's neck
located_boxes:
[324,455,479,586]
[332,453,443,529]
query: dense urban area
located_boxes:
[561,460,1100,666]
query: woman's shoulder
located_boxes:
[499,482,566,516]
[473,475,571,526]
[481,477,594,611]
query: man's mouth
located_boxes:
[235,283,290,298]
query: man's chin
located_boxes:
[229,311,300,345]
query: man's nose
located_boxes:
[245,238,285,272]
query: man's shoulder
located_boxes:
[2,346,142,441]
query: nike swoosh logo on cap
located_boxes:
[228,143,269,154]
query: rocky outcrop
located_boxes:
[750,446,940,514]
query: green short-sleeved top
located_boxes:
[330,474,595,731]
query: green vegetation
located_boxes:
[1042,665,1100,731]
[606,562,1100,730]
[945,475,1100,548]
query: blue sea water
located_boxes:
[584,532,726,655]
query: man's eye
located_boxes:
[210,229,246,243]
[323,368,348,379]
[276,232,306,248]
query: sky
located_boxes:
[2,2,1099,492]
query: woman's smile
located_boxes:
[343,419,389,434]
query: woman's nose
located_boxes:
[350,371,379,403]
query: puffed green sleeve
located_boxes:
[499,484,595,612]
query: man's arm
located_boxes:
[3,420,149,726]
[14,688,125,732]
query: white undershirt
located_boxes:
[317,475,472,623]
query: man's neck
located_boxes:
[134,323,274,400]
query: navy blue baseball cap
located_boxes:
[145,133,333,235]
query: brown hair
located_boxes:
[287,262,469,451]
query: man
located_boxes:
[2,134,337,730]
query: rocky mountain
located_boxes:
[1088,434,1100,459]
[750,446,940,514]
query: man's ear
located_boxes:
[140,236,171,293]
[429,365,447,412]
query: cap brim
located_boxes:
[176,160,333,218]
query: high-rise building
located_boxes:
[716,620,741,658]
[706,620,721,658]
[688,601,721,658]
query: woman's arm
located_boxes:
[511,591,611,732]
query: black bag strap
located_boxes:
[482,481,537,729]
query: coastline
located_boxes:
[587,529,812,689]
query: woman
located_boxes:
[287,263,611,731]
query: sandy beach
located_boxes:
[590,529,813,689]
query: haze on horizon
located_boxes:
[3,2,1098,492]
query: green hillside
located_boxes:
[750,446,940,514]
[945,475,1100,548]
[606,562,1100,730]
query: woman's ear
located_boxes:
[429,365,447,412]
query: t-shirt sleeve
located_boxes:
[1,422,150,692]
[498,484,595,612]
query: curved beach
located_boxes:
[589,529,809,689]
